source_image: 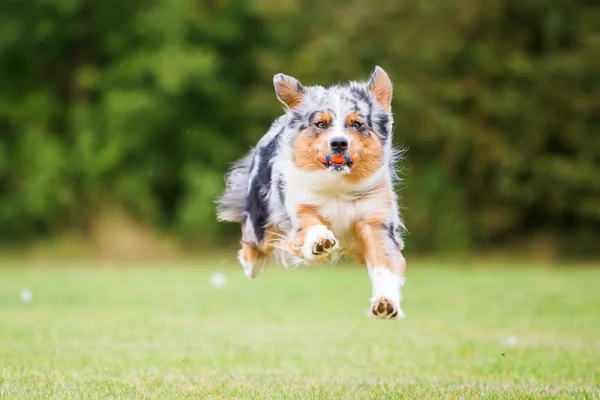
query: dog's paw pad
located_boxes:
[313,238,336,255]
[371,297,400,320]
[302,225,338,261]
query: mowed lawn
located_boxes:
[0,260,598,399]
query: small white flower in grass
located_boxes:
[502,335,519,347]
[20,289,33,303]
[210,272,227,288]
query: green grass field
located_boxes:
[1,260,599,399]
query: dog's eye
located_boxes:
[351,121,364,130]
[314,121,327,129]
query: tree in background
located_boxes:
[0,0,598,257]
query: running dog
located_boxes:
[217,66,407,319]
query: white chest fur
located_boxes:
[281,163,391,252]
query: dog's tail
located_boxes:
[216,151,254,223]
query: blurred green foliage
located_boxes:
[0,0,598,255]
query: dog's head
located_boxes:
[274,66,394,183]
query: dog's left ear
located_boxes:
[368,66,393,112]
[273,73,305,110]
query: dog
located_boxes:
[216,66,407,319]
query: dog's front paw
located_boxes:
[302,224,338,262]
[368,267,405,320]
[370,297,402,320]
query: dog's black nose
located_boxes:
[330,137,348,154]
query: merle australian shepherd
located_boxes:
[217,66,407,320]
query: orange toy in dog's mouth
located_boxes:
[318,152,359,167]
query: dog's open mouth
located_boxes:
[318,153,358,171]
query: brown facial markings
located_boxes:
[345,112,365,128]
[293,128,329,171]
[343,129,384,184]
[293,112,333,171]
[317,112,331,127]
[292,111,384,183]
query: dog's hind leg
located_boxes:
[238,227,281,278]
[238,242,266,279]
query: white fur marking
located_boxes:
[302,224,338,261]
[238,252,260,279]
[369,266,405,318]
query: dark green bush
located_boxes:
[0,0,598,255]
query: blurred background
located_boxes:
[0,0,598,263]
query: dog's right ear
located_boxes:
[273,73,305,110]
